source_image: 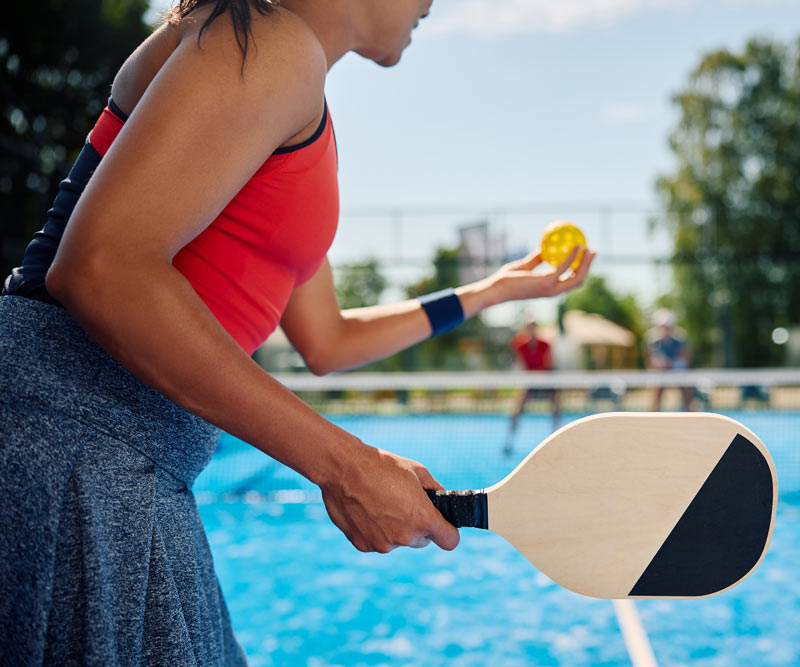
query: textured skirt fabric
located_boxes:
[0,296,248,666]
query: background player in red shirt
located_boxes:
[505,316,561,455]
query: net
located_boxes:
[193,369,800,504]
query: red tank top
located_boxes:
[88,102,339,355]
[512,332,551,371]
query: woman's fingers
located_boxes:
[411,462,444,491]
[572,248,596,282]
[553,248,596,293]
[510,250,544,272]
[425,504,461,551]
[553,245,582,277]
[320,448,460,554]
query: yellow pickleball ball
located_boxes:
[540,221,586,271]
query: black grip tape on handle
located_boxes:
[426,489,488,529]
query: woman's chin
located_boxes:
[376,50,404,68]
[379,38,413,67]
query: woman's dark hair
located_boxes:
[166,0,279,64]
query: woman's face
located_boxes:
[358,0,433,67]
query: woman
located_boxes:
[0,0,595,663]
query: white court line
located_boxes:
[613,599,658,667]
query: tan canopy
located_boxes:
[540,310,636,347]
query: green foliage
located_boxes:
[402,247,496,371]
[1,0,151,277]
[563,276,645,339]
[656,37,800,366]
[335,259,387,310]
[406,247,461,298]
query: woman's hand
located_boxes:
[320,445,460,554]
[488,245,596,303]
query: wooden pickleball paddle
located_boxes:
[427,412,776,599]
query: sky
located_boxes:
[147,0,800,323]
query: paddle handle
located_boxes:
[426,489,488,529]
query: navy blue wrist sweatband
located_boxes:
[419,288,465,337]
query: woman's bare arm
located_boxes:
[46,12,458,554]
[281,249,595,375]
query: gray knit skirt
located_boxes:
[0,296,248,666]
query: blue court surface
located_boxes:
[195,412,800,666]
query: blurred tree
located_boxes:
[406,247,461,298]
[563,275,644,338]
[404,246,499,370]
[334,259,387,310]
[656,38,800,367]
[1,0,152,278]
[563,276,645,366]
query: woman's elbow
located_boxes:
[303,352,336,376]
[298,342,344,376]
[46,249,128,312]
[45,257,81,306]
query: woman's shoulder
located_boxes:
[176,4,326,77]
[111,3,327,150]
[112,6,325,117]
